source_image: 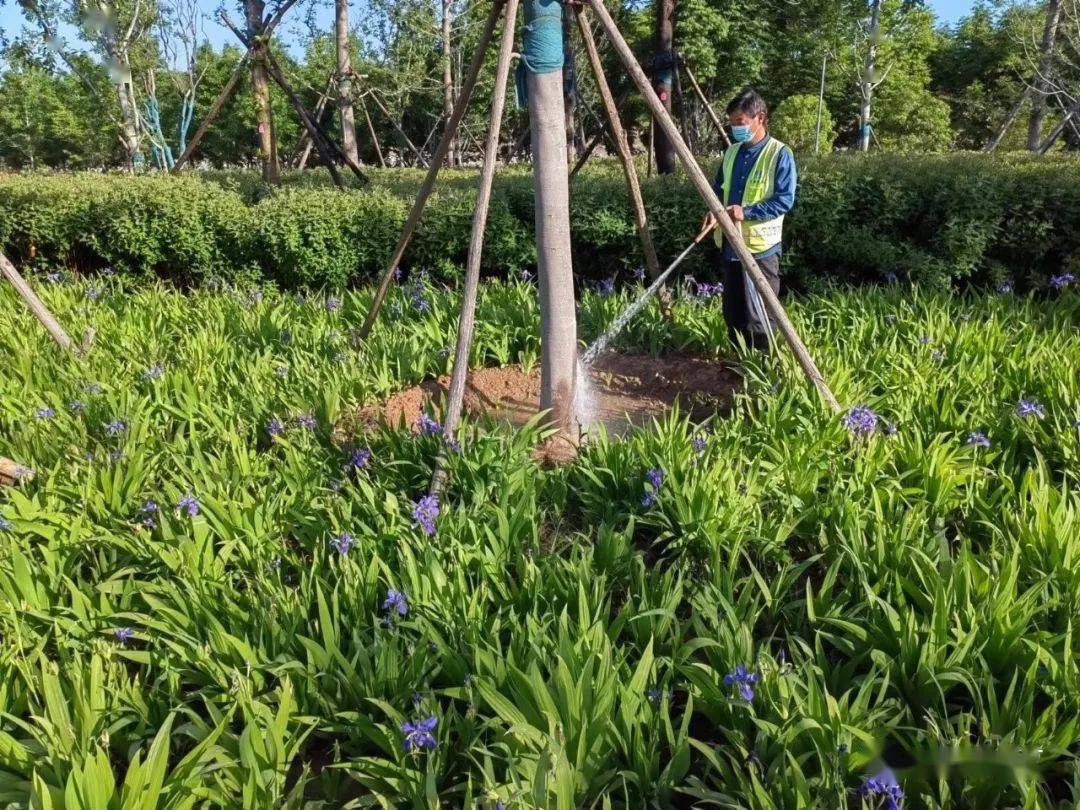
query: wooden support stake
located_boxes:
[263,56,345,187]
[575,9,663,293]
[359,93,386,168]
[681,60,730,147]
[585,0,841,413]
[569,127,609,177]
[367,89,429,168]
[297,74,335,169]
[1,251,77,355]
[430,0,520,496]
[172,55,247,172]
[356,0,508,341]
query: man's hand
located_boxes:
[726,204,745,222]
[701,211,718,232]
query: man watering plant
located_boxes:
[702,88,796,353]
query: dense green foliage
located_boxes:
[3,156,1079,289]
[1,275,1078,806]
[1,0,1077,170]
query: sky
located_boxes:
[0,0,979,66]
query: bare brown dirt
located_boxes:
[335,353,742,445]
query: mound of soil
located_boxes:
[335,353,742,444]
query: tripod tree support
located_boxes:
[584,0,841,414]
[263,51,364,186]
[430,0,521,496]
[356,0,508,342]
[1,251,78,355]
[575,8,664,302]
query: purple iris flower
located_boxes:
[141,365,164,380]
[104,419,126,436]
[0,517,13,531]
[326,296,342,312]
[723,664,760,701]
[412,495,440,535]
[296,413,318,430]
[632,266,646,281]
[348,448,372,470]
[642,467,664,508]
[329,533,354,555]
[113,627,134,644]
[34,407,56,420]
[861,767,904,810]
[416,414,441,436]
[884,271,897,283]
[275,365,289,378]
[1050,273,1074,290]
[1017,399,1045,419]
[692,436,707,455]
[70,401,86,412]
[594,278,616,297]
[266,417,285,437]
[84,383,103,394]
[382,588,409,617]
[401,716,438,751]
[844,404,879,436]
[966,431,991,448]
[695,281,724,299]
[177,495,200,516]
[997,280,1013,293]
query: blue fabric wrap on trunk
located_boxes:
[515,0,565,108]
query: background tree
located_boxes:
[772,92,836,151]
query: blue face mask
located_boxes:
[731,123,754,143]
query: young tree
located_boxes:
[239,0,284,183]
[1028,0,1063,149]
[858,0,882,151]
[77,0,156,168]
[336,0,360,164]
[155,0,206,160]
[441,0,457,165]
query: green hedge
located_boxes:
[2,154,1078,289]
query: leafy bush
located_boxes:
[771,93,835,152]
[1,154,1078,290]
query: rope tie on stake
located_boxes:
[515,0,565,107]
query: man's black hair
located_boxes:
[726,88,768,118]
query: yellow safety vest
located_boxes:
[716,137,789,255]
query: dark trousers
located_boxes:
[720,253,781,353]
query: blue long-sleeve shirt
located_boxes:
[711,135,797,261]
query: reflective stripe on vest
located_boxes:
[715,137,788,255]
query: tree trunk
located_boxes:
[653,0,677,174]
[335,0,360,165]
[529,67,580,445]
[1028,0,1062,151]
[245,0,280,184]
[859,0,882,152]
[442,0,457,167]
[115,74,143,169]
